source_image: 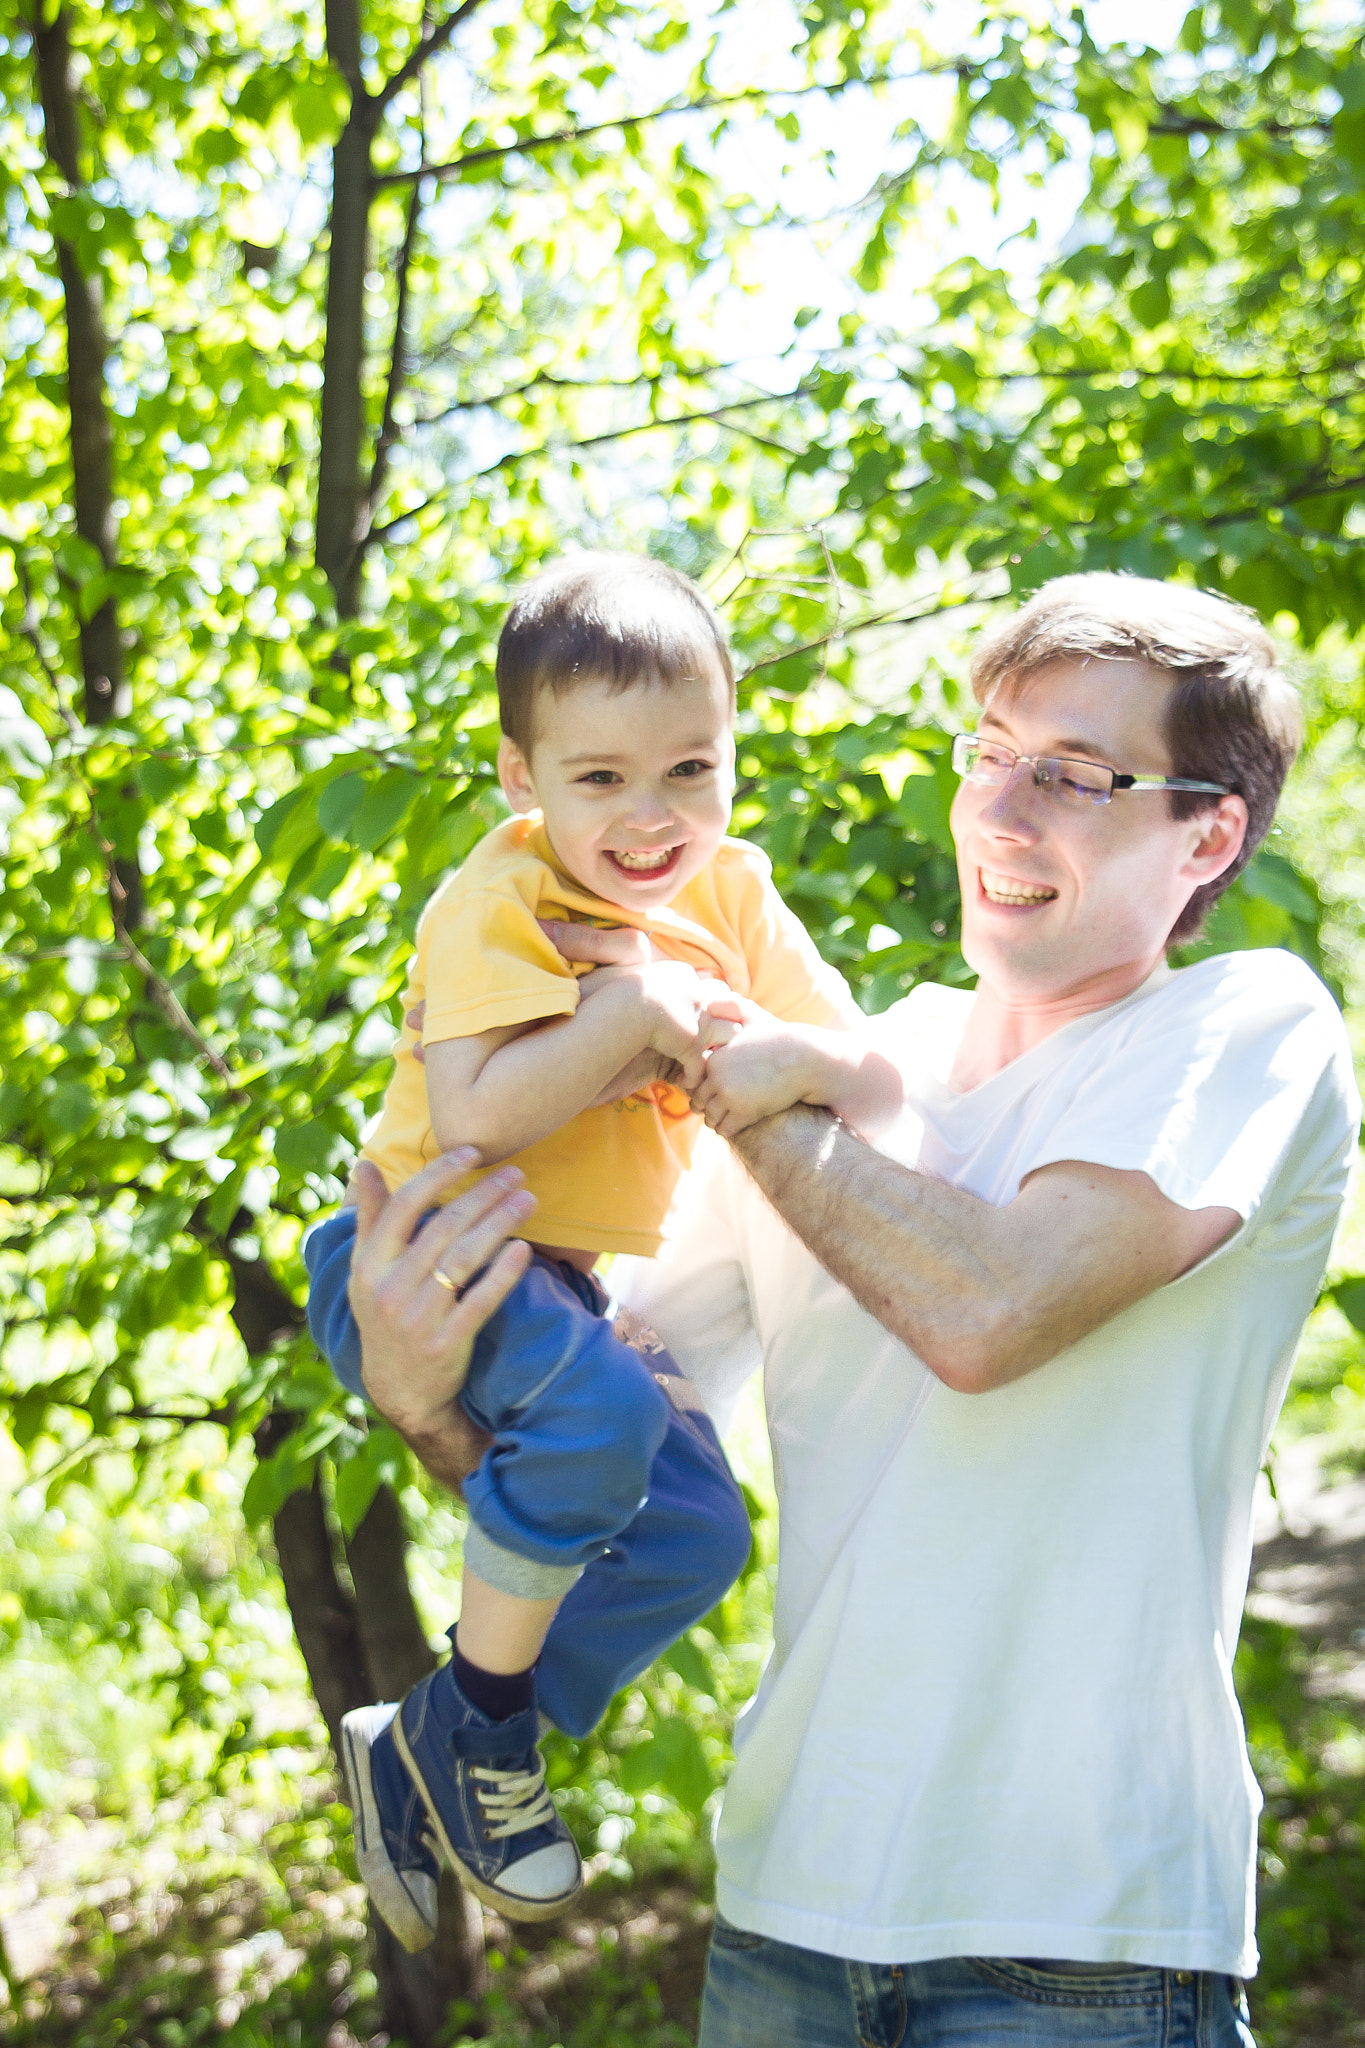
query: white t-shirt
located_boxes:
[617,949,1359,1976]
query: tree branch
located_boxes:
[80,796,238,1083]
[373,71,908,189]
[736,590,994,681]
[1201,467,1365,526]
[364,148,425,527]
[375,0,490,110]
[366,390,808,545]
[1147,109,1332,142]
[409,356,762,426]
[4,537,82,741]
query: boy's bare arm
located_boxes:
[690,1014,904,1141]
[424,960,731,1163]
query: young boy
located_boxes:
[304,554,900,1949]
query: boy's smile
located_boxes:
[496,658,735,911]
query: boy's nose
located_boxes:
[619,791,675,830]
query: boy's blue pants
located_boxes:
[303,1208,752,1738]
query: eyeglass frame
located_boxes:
[950,733,1231,807]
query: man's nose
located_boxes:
[979,761,1042,831]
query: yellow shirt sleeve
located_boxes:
[418,873,581,1045]
[714,843,863,1029]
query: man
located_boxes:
[350,575,1358,2047]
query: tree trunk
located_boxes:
[317,0,378,618]
[32,3,143,942]
[30,2,128,730]
[345,1478,440,1700]
[226,1227,485,2040]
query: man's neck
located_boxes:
[950,955,1170,1093]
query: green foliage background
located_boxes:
[2,0,1365,2038]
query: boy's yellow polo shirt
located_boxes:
[362,814,856,1257]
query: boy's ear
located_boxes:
[497,735,537,814]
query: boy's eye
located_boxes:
[577,769,621,786]
[669,759,713,779]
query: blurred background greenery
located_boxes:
[3,0,1365,2039]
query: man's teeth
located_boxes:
[981,870,1056,904]
[613,847,676,871]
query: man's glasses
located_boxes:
[950,734,1231,810]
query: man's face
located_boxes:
[949,657,1243,1005]
[497,657,735,910]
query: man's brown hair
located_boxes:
[968,573,1303,944]
[496,553,735,754]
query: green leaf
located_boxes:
[662,1631,716,1697]
[619,1714,713,1813]
[317,770,367,841]
[1331,1278,1365,1336]
[331,1425,409,1539]
[351,768,422,851]
[275,1119,347,1178]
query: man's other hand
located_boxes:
[348,1151,535,1488]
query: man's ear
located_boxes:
[1185,794,1249,885]
[497,735,537,814]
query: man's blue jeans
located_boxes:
[698,1917,1257,2048]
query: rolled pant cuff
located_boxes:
[464,1522,585,1601]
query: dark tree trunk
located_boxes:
[345,1479,440,1700]
[31,3,143,934]
[317,0,378,618]
[223,1225,485,2039]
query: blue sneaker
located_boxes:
[392,1661,583,1922]
[340,1701,441,1952]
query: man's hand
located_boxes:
[691,1013,828,1137]
[348,1151,535,1489]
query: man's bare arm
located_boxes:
[731,1107,1239,1392]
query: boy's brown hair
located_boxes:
[969,573,1303,943]
[496,553,735,755]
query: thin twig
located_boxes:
[409,356,762,427]
[3,535,81,740]
[80,799,239,1083]
[363,64,428,540]
[375,0,490,111]
[367,390,811,543]
[738,589,994,680]
[374,68,924,190]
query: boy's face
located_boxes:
[497,656,735,910]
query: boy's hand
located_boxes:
[632,959,735,1065]
[690,1016,832,1138]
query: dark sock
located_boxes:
[451,1638,536,1722]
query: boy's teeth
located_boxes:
[981,869,1056,904]
[614,848,674,871]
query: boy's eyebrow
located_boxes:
[558,741,721,765]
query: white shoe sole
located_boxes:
[341,1704,440,1953]
[392,1713,583,1924]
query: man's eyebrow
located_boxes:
[978,713,1116,762]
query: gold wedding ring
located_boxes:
[432,1267,460,1294]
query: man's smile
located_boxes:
[979,866,1058,906]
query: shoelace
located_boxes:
[471,1760,558,1840]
